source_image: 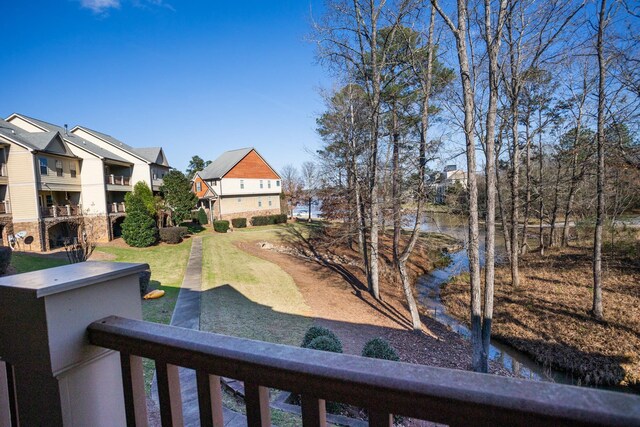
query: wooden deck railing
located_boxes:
[108,202,126,213]
[107,174,131,186]
[88,316,640,427]
[41,204,81,218]
[0,201,9,214]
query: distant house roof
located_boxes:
[72,125,169,166]
[199,147,255,180]
[446,170,466,181]
[6,114,130,163]
[134,147,169,166]
[0,118,77,157]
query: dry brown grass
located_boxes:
[441,244,640,387]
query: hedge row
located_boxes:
[159,226,188,244]
[213,220,230,233]
[231,218,247,228]
[250,214,287,226]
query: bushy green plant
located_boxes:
[306,336,343,353]
[159,227,183,244]
[362,338,399,361]
[213,220,230,233]
[0,247,11,275]
[122,197,158,247]
[301,326,341,350]
[197,207,208,225]
[231,217,247,228]
[250,214,288,226]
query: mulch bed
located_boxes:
[440,245,640,388]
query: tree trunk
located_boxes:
[592,0,606,320]
[509,98,521,288]
[521,120,532,255]
[392,103,401,267]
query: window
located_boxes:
[276,180,280,187]
[268,197,272,207]
[45,195,53,207]
[268,180,271,189]
[237,198,242,203]
[258,198,262,207]
[55,160,63,177]
[260,180,263,189]
[39,158,48,175]
[240,180,244,189]
[70,163,77,178]
[196,181,202,192]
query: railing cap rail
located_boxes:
[0,262,148,298]
[89,316,640,427]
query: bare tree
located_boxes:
[281,164,304,217]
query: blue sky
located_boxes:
[1,0,328,173]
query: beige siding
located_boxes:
[6,116,46,133]
[71,128,152,187]
[37,154,81,188]
[6,146,38,221]
[80,158,107,215]
[218,178,281,197]
[219,194,280,216]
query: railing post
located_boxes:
[66,205,71,216]
[0,262,149,427]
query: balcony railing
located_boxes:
[41,204,81,218]
[0,201,9,214]
[108,202,126,214]
[0,163,7,177]
[89,316,640,427]
[1,262,639,427]
[106,174,131,186]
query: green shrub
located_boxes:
[302,326,342,350]
[138,270,151,297]
[231,217,247,228]
[122,197,158,247]
[159,227,183,244]
[0,247,11,275]
[197,207,208,225]
[306,336,343,353]
[251,214,288,226]
[362,338,399,361]
[213,220,230,233]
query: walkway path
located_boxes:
[151,236,247,427]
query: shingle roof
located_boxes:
[9,114,130,163]
[134,147,168,166]
[0,118,69,153]
[199,147,254,180]
[73,125,154,163]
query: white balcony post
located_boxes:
[66,205,71,216]
[0,262,149,427]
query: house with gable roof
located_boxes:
[194,148,282,223]
[0,117,84,250]
[70,125,170,192]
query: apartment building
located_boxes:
[0,113,172,251]
[194,148,282,222]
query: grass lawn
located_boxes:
[200,224,318,426]
[200,225,313,347]
[94,238,194,390]
[10,252,69,273]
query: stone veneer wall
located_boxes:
[11,220,45,252]
[218,208,282,224]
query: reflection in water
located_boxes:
[417,213,572,384]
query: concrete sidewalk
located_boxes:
[151,236,247,426]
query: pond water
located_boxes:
[415,213,578,385]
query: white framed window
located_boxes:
[240,179,244,189]
[276,180,280,187]
[237,198,242,203]
[55,160,63,177]
[260,180,263,189]
[258,198,262,207]
[268,197,272,207]
[196,181,202,192]
[268,180,271,189]
[70,163,77,178]
[39,158,48,175]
